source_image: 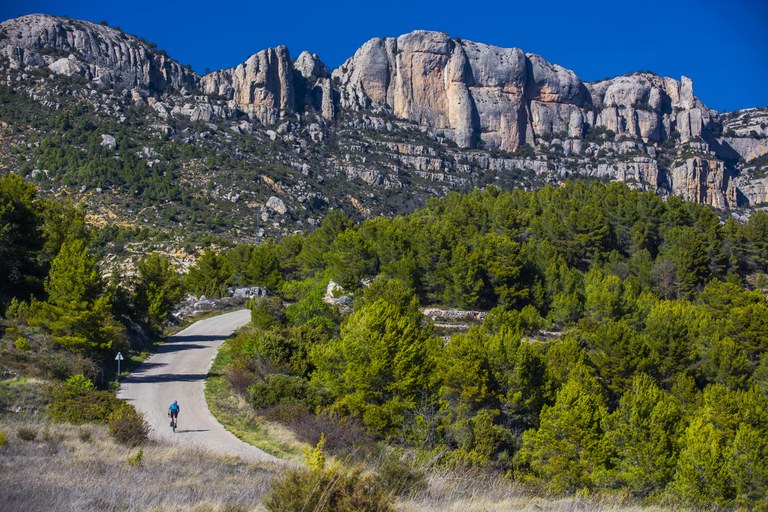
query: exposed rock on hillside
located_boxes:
[0,14,196,92]
[1,13,767,233]
[332,31,715,154]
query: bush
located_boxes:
[108,404,148,446]
[264,465,394,512]
[48,384,123,424]
[65,373,95,390]
[377,454,428,497]
[0,431,7,448]
[249,374,323,409]
[126,446,144,466]
[5,298,29,322]
[78,428,92,443]
[13,337,30,351]
[16,427,37,441]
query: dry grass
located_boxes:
[0,416,689,512]
[0,417,281,512]
[397,469,685,512]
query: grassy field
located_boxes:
[0,417,280,512]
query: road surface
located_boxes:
[117,309,279,463]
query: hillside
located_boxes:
[0,14,766,257]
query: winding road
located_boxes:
[117,309,279,463]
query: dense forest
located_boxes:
[3,175,768,507]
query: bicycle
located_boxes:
[168,400,180,433]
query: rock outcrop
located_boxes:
[669,157,734,208]
[0,14,196,92]
[332,31,715,152]
[200,48,334,124]
[200,46,295,125]
[2,15,767,213]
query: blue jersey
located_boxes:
[169,403,179,412]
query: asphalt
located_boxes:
[117,309,280,463]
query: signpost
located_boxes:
[115,351,124,378]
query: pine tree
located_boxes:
[31,239,122,356]
[132,253,183,333]
[311,298,437,436]
[517,364,609,493]
[602,373,682,496]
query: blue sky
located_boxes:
[1,0,766,112]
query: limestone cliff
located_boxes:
[332,31,714,152]
[0,14,196,92]
[2,15,768,212]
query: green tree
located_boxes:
[246,242,283,292]
[185,248,228,297]
[0,173,44,307]
[31,239,122,356]
[326,227,377,290]
[311,298,438,436]
[517,364,608,493]
[602,374,682,496]
[132,253,183,333]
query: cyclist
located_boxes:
[168,400,180,430]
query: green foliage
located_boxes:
[16,427,37,441]
[304,433,326,472]
[132,253,184,333]
[376,451,428,496]
[30,239,123,356]
[48,383,124,424]
[126,446,144,467]
[65,373,95,390]
[327,227,378,290]
[5,298,30,323]
[249,296,285,330]
[602,374,683,496]
[0,173,45,308]
[249,373,322,409]
[185,248,228,297]
[0,431,7,448]
[108,404,149,446]
[13,336,30,351]
[311,297,438,436]
[263,464,394,512]
[517,364,609,493]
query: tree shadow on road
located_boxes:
[121,372,210,384]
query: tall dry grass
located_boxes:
[397,468,685,512]
[0,418,281,512]
[0,417,689,512]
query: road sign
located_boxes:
[115,351,124,377]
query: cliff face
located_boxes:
[0,14,197,92]
[331,31,715,153]
[1,15,767,212]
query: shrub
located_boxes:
[17,427,37,441]
[48,384,123,424]
[263,465,394,512]
[0,431,7,448]
[126,446,144,466]
[249,374,322,409]
[13,337,30,351]
[108,404,149,446]
[5,298,29,322]
[65,373,95,390]
[78,428,92,443]
[377,454,427,497]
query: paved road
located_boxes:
[117,309,280,463]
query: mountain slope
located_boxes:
[0,14,767,253]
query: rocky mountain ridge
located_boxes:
[0,13,767,246]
